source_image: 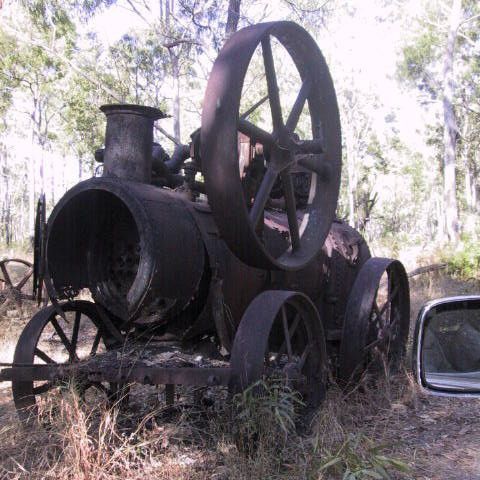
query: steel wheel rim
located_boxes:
[0,259,34,309]
[202,21,341,271]
[338,258,410,386]
[230,290,328,410]
[12,300,122,422]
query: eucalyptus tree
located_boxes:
[399,0,480,242]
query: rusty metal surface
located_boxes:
[0,258,34,310]
[320,219,371,337]
[46,177,205,321]
[230,290,327,409]
[3,21,414,423]
[11,300,117,422]
[33,193,46,305]
[101,104,166,183]
[201,21,342,271]
[1,364,231,387]
[338,258,410,385]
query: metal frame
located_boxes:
[413,295,480,398]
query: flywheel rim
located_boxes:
[201,21,342,271]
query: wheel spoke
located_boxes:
[0,263,12,287]
[70,311,81,358]
[249,166,278,226]
[15,268,33,290]
[50,317,79,362]
[261,35,283,132]
[280,169,301,251]
[372,301,385,328]
[238,118,275,146]
[298,343,312,370]
[297,153,328,176]
[276,313,300,362]
[33,382,55,395]
[90,330,102,357]
[34,347,57,364]
[240,95,269,119]
[285,78,312,133]
[281,306,293,361]
[376,286,399,321]
[294,138,324,154]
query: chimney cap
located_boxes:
[100,104,168,120]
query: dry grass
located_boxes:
[0,267,479,479]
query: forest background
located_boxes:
[0,0,479,267]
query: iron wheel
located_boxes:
[12,300,125,423]
[338,258,410,386]
[201,21,341,271]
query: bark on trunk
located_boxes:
[170,50,180,142]
[225,0,241,38]
[442,0,461,242]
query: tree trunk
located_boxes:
[28,138,36,234]
[170,49,181,141]
[225,0,241,38]
[164,0,180,142]
[442,0,461,242]
[346,143,356,228]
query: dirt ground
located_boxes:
[0,266,479,479]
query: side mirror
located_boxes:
[413,296,480,396]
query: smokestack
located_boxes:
[101,104,166,183]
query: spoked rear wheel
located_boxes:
[338,258,410,387]
[230,290,328,414]
[0,259,34,312]
[12,300,124,423]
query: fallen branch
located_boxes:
[407,263,447,278]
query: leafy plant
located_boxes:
[231,378,304,455]
[442,239,480,280]
[317,433,410,479]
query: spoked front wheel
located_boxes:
[12,300,124,422]
[230,290,328,413]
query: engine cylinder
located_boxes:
[45,177,205,321]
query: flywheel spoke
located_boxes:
[238,118,276,146]
[240,95,269,119]
[297,153,328,176]
[285,78,311,133]
[280,169,301,251]
[261,35,283,132]
[294,138,324,154]
[249,166,278,226]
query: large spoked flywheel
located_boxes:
[201,21,341,271]
[338,258,410,386]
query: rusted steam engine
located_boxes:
[1,21,410,421]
